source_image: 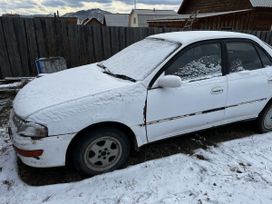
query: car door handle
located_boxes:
[268,78,272,84]
[211,87,224,95]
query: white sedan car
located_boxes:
[9,31,272,176]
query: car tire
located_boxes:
[257,102,272,133]
[72,127,130,177]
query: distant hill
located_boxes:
[63,8,111,23]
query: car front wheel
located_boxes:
[257,102,272,133]
[72,127,130,177]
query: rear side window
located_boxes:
[226,42,262,72]
[255,46,272,67]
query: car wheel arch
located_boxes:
[65,121,138,167]
[258,97,272,117]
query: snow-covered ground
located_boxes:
[1,122,272,204]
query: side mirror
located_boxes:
[158,75,182,88]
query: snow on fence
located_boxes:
[0,16,272,79]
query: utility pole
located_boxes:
[134,0,137,9]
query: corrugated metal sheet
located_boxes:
[250,0,272,8]
[104,14,129,27]
[138,14,179,27]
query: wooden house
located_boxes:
[148,0,272,30]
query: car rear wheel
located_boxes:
[72,127,130,177]
[257,103,272,133]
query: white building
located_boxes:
[129,9,177,27]
[104,14,130,27]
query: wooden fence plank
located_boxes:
[101,26,112,58]
[110,26,120,55]
[140,27,149,39]
[44,18,57,57]
[34,18,47,57]
[92,26,104,62]
[24,18,39,75]
[119,27,126,50]
[13,17,30,76]
[0,18,12,77]
[268,32,272,45]
[126,27,136,45]
[2,17,22,77]
[79,25,88,65]
[264,31,269,42]
[67,25,79,67]
[85,26,96,64]
[54,18,63,57]
[59,19,71,67]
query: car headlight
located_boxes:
[17,121,48,138]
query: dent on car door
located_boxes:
[146,42,228,143]
[225,41,272,121]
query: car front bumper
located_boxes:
[9,118,74,168]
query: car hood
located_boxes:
[13,64,131,119]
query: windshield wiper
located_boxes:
[97,63,107,70]
[97,63,136,82]
[104,71,136,82]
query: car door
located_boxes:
[146,41,228,142]
[255,45,272,85]
[224,40,272,121]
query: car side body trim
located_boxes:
[139,98,267,127]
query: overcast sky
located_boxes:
[0,0,181,15]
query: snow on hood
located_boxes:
[13,64,131,119]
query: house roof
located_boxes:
[147,9,252,23]
[82,18,103,25]
[104,14,129,27]
[138,14,179,27]
[149,31,258,45]
[178,0,272,13]
[131,9,176,15]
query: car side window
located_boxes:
[255,46,272,67]
[226,42,262,72]
[165,43,222,82]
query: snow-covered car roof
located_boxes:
[149,31,258,45]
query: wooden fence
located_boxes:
[0,16,272,78]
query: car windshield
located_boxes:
[102,38,179,81]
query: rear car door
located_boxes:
[224,40,272,121]
[146,41,228,142]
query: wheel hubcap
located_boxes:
[264,107,272,130]
[84,136,122,172]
